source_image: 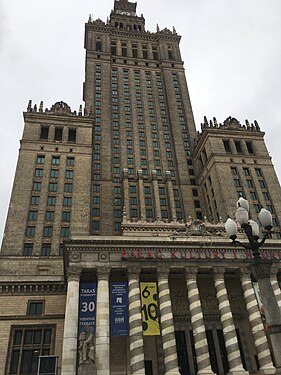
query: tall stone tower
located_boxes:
[1,1,281,375]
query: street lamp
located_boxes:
[225,197,281,371]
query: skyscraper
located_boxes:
[1,1,281,374]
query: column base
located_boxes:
[227,367,249,375]
[258,364,276,375]
[198,367,215,375]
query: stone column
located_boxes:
[152,170,161,220]
[240,269,275,374]
[96,267,110,375]
[138,170,146,220]
[249,260,281,371]
[185,268,215,375]
[166,171,176,220]
[213,268,248,375]
[128,267,145,375]
[270,268,281,309]
[61,266,81,375]
[157,267,180,375]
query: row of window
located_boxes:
[28,210,71,222]
[223,139,254,155]
[36,155,74,166]
[40,126,76,143]
[35,168,73,179]
[25,226,70,238]
[32,182,73,193]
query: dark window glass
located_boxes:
[47,196,56,206]
[43,227,53,237]
[246,141,254,154]
[92,221,100,230]
[28,301,43,316]
[33,182,41,191]
[64,183,73,193]
[31,196,40,205]
[45,211,54,221]
[235,141,243,153]
[50,169,58,178]
[40,127,49,140]
[35,169,43,177]
[66,157,74,166]
[68,128,76,143]
[255,168,262,176]
[23,244,33,256]
[28,211,38,221]
[223,140,231,153]
[41,244,51,256]
[48,183,57,192]
[52,156,60,165]
[26,226,35,237]
[54,128,63,141]
[60,227,70,237]
[263,192,270,200]
[63,197,72,206]
[62,211,71,221]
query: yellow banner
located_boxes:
[140,282,160,336]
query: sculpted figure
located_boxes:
[78,325,95,364]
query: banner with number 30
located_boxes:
[140,282,160,336]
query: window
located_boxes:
[92,221,100,231]
[64,183,73,193]
[266,205,273,213]
[31,196,40,205]
[161,210,168,218]
[68,129,76,143]
[246,180,254,188]
[234,179,241,187]
[23,244,33,256]
[254,204,262,213]
[130,186,137,193]
[28,301,44,315]
[40,126,49,140]
[144,187,151,194]
[62,211,71,221]
[130,197,137,205]
[66,157,74,166]
[36,155,45,164]
[65,170,73,179]
[45,211,54,221]
[241,168,249,176]
[41,244,51,256]
[131,208,138,218]
[54,128,63,141]
[114,186,121,194]
[263,192,270,201]
[43,226,53,237]
[255,168,262,177]
[259,180,266,188]
[93,185,100,193]
[115,210,122,218]
[8,326,53,375]
[194,200,201,208]
[52,156,60,165]
[246,141,254,154]
[50,169,58,178]
[63,197,72,206]
[47,196,56,206]
[28,211,38,221]
[223,140,231,153]
[92,208,100,217]
[35,169,43,177]
[234,140,243,153]
[250,192,257,200]
[160,198,167,206]
[26,226,35,237]
[48,183,57,192]
[60,227,70,237]
[33,182,41,192]
[192,189,198,197]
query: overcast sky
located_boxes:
[0,0,281,242]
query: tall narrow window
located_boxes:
[68,129,76,143]
[96,41,102,52]
[54,128,63,141]
[40,126,49,140]
[223,140,231,153]
[234,140,243,153]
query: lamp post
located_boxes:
[225,197,281,372]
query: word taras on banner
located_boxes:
[140,282,160,336]
[79,283,96,335]
[110,282,129,336]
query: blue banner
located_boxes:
[79,283,96,335]
[110,282,129,336]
